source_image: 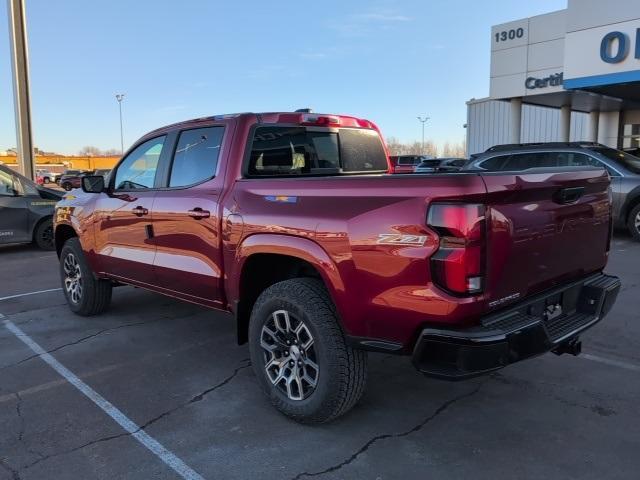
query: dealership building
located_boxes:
[466,0,640,155]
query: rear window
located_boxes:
[247,126,388,177]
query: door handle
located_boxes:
[132,206,149,216]
[188,208,210,219]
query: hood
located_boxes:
[37,186,64,200]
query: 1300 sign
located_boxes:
[495,28,524,43]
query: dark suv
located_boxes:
[0,163,62,249]
[465,142,640,240]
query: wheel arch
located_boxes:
[621,186,640,224]
[54,222,79,257]
[231,234,345,345]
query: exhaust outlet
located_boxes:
[552,338,582,356]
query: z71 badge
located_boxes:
[376,234,427,246]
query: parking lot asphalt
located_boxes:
[1,235,639,480]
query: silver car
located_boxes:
[465,142,640,240]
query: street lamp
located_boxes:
[115,93,125,154]
[417,116,430,155]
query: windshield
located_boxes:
[591,147,640,174]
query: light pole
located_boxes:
[417,116,430,155]
[115,93,125,154]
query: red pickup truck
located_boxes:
[54,112,621,423]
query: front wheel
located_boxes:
[628,204,640,241]
[62,182,72,191]
[34,218,55,250]
[60,238,112,315]
[249,278,367,424]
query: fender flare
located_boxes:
[229,234,349,345]
[230,233,345,305]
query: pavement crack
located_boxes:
[139,359,251,430]
[22,432,130,472]
[0,318,165,370]
[290,380,486,480]
[15,392,46,461]
[19,359,251,472]
[0,457,20,480]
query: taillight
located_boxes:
[299,114,340,126]
[427,203,486,295]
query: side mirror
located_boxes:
[81,175,105,193]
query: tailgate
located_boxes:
[480,168,611,309]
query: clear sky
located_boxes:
[1,0,567,155]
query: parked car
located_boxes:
[388,154,432,173]
[36,169,59,184]
[414,157,468,173]
[58,169,89,191]
[0,163,63,250]
[54,112,620,423]
[465,142,640,240]
[93,169,111,179]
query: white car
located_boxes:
[36,169,60,184]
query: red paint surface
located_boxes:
[55,113,612,349]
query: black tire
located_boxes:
[43,176,50,184]
[628,204,640,241]
[60,237,112,316]
[62,182,72,191]
[34,218,55,250]
[249,278,367,423]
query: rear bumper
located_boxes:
[412,273,621,380]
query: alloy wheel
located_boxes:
[635,211,640,232]
[63,253,83,304]
[260,310,319,401]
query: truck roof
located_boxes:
[143,112,377,139]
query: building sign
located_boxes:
[600,29,640,64]
[525,73,564,89]
[564,18,640,89]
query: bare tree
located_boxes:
[441,140,466,158]
[385,136,438,157]
[78,146,103,156]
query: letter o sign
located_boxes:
[600,31,629,63]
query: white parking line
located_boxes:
[581,353,640,372]
[0,288,62,301]
[3,319,206,480]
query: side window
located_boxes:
[504,153,555,169]
[114,136,165,190]
[169,126,224,187]
[479,155,511,170]
[563,153,598,167]
[0,170,20,196]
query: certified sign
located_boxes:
[525,72,564,90]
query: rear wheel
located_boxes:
[60,238,112,315]
[628,204,640,241]
[34,218,54,250]
[249,278,367,423]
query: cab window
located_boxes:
[169,127,224,187]
[113,136,165,190]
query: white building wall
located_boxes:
[466,99,590,155]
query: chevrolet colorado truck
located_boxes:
[54,112,621,423]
